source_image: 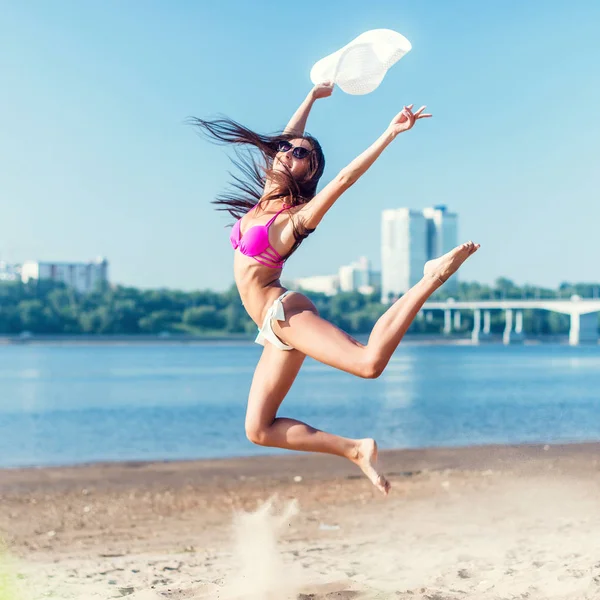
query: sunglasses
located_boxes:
[276,140,312,160]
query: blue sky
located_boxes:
[2,0,599,291]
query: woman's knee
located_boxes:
[245,420,271,446]
[358,354,387,379]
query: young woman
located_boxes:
[193,82,479,495]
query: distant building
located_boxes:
[292,256,382,297]
[0,261,20,282]
[339,256,381,295]
[20,257,109,293]
[381,208,428,303]
[423,205,458,264]
[370,270,382,291]
[292,274,339,296]
[381,206,458,303]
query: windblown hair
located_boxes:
[189,116,325,221]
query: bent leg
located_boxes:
[245,342,390,494]
[274,242,479,378]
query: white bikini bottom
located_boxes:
[255,291,294,351]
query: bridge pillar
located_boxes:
[444,309,452,334]
[512,310,525,343]
[503,309,513,345]
[453,310,461,330]
[515,310,523,334]
[471,309,481,344]
[483,310,491,334]
[569,312,599,345]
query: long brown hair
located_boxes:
[189,116,325,221]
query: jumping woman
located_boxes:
[192,82,479,495]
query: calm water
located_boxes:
[0,342,599,468]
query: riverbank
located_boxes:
[0,332,572,345]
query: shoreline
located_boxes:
[2,440,599,493]
[2,439,599,476]
[0,333,573,345]
[2,439,599,481]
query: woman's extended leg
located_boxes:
[245,342,390,494]
[274,241,479,377]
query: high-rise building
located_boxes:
[20,257,109,293]
[381,206,458,302]
[423,205,458,261]
[381,208,428,303]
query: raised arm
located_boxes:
[283,82,334,136]
[298,104,432,229]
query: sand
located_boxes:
[1,443,600,599]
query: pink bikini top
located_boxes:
[230,205,290,269]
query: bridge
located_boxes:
[421,298,600,345]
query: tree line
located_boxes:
[0,278,598,336]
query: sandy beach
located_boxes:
[1,443,600,599]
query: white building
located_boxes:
[339,256,380,295]
[21,257,109,293]
[381,206,458,303]
[293,256,382,297]
[423,205,458,261]
[292,274,339,296]
[423,205,458,293]
[381,209,428,303]
[339,257,369,292]
[0,261,20,282]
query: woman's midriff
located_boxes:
[233,255,288,325]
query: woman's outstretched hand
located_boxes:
[311,81,334,100]
[388,104,432,135]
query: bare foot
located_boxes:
[350,439,391,496]
[423,241,480,284]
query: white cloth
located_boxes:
[310,29,412,95]
[255,291,294,351]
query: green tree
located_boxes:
[18,300,58,333]
[138,310,181,333]
[183,306,226,330]
[223,303,246,333]
[0,306,22,334]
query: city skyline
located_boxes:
[2,1,599,291]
